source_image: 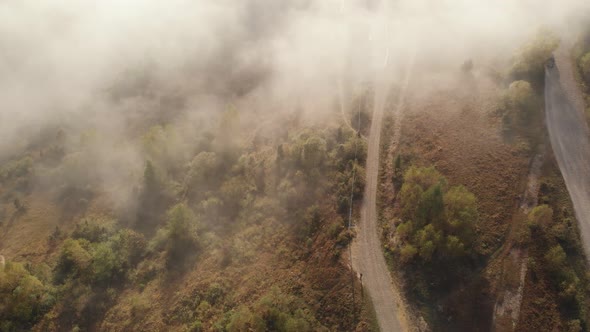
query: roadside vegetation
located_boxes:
[494,29,589,330]
[377,29,589,331]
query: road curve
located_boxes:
[545,46,590,260]
[351,55,414,331]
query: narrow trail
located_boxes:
[351,52,415,332]
[492,150,545,331]
[546,44,590,260]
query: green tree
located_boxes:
[400,183,423,221]
[396,166,477,265]
[0,261,55,328]
[417,183,445,228]
[153,203,199,268]
[111,229,146,267]
[544,244,567,272]
[55,239,92,282]
[300,136,327,170]
[444,185,477,244]
[414,224,441,262]
[137,160,166,233]
[403,166,445,191]
[400,244,418,263]
[91,242,121,284]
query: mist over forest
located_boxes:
[2,1,590,332]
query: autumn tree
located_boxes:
[0,261,55,329]
[395,166,477,265]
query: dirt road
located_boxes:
[545,45,590,260]
[351,54,414,331]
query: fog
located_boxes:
[0,0,589,200]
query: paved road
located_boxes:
[545,46,590,260]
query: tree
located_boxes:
[187,151,221,195]
[403,166,446,191]
[55,239,92,282]
[72,216,115,242]
[0,261,55,328]
[444,185,477,244]
[136,160,165,233]
[400,183,423,221]
[400,244,418,263]
[155,203,199,268]
[414,224,441,262]
[545,244,566,272]
[143,160,158,194]
[91,242,122,284]
[395,166,477,266]
[300,136,327,170]
[417,183,445,228]
[111,229,146,267]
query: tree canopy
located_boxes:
[396,166,478,265]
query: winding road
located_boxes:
[351,52,415,332]
[545,45,590,260]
